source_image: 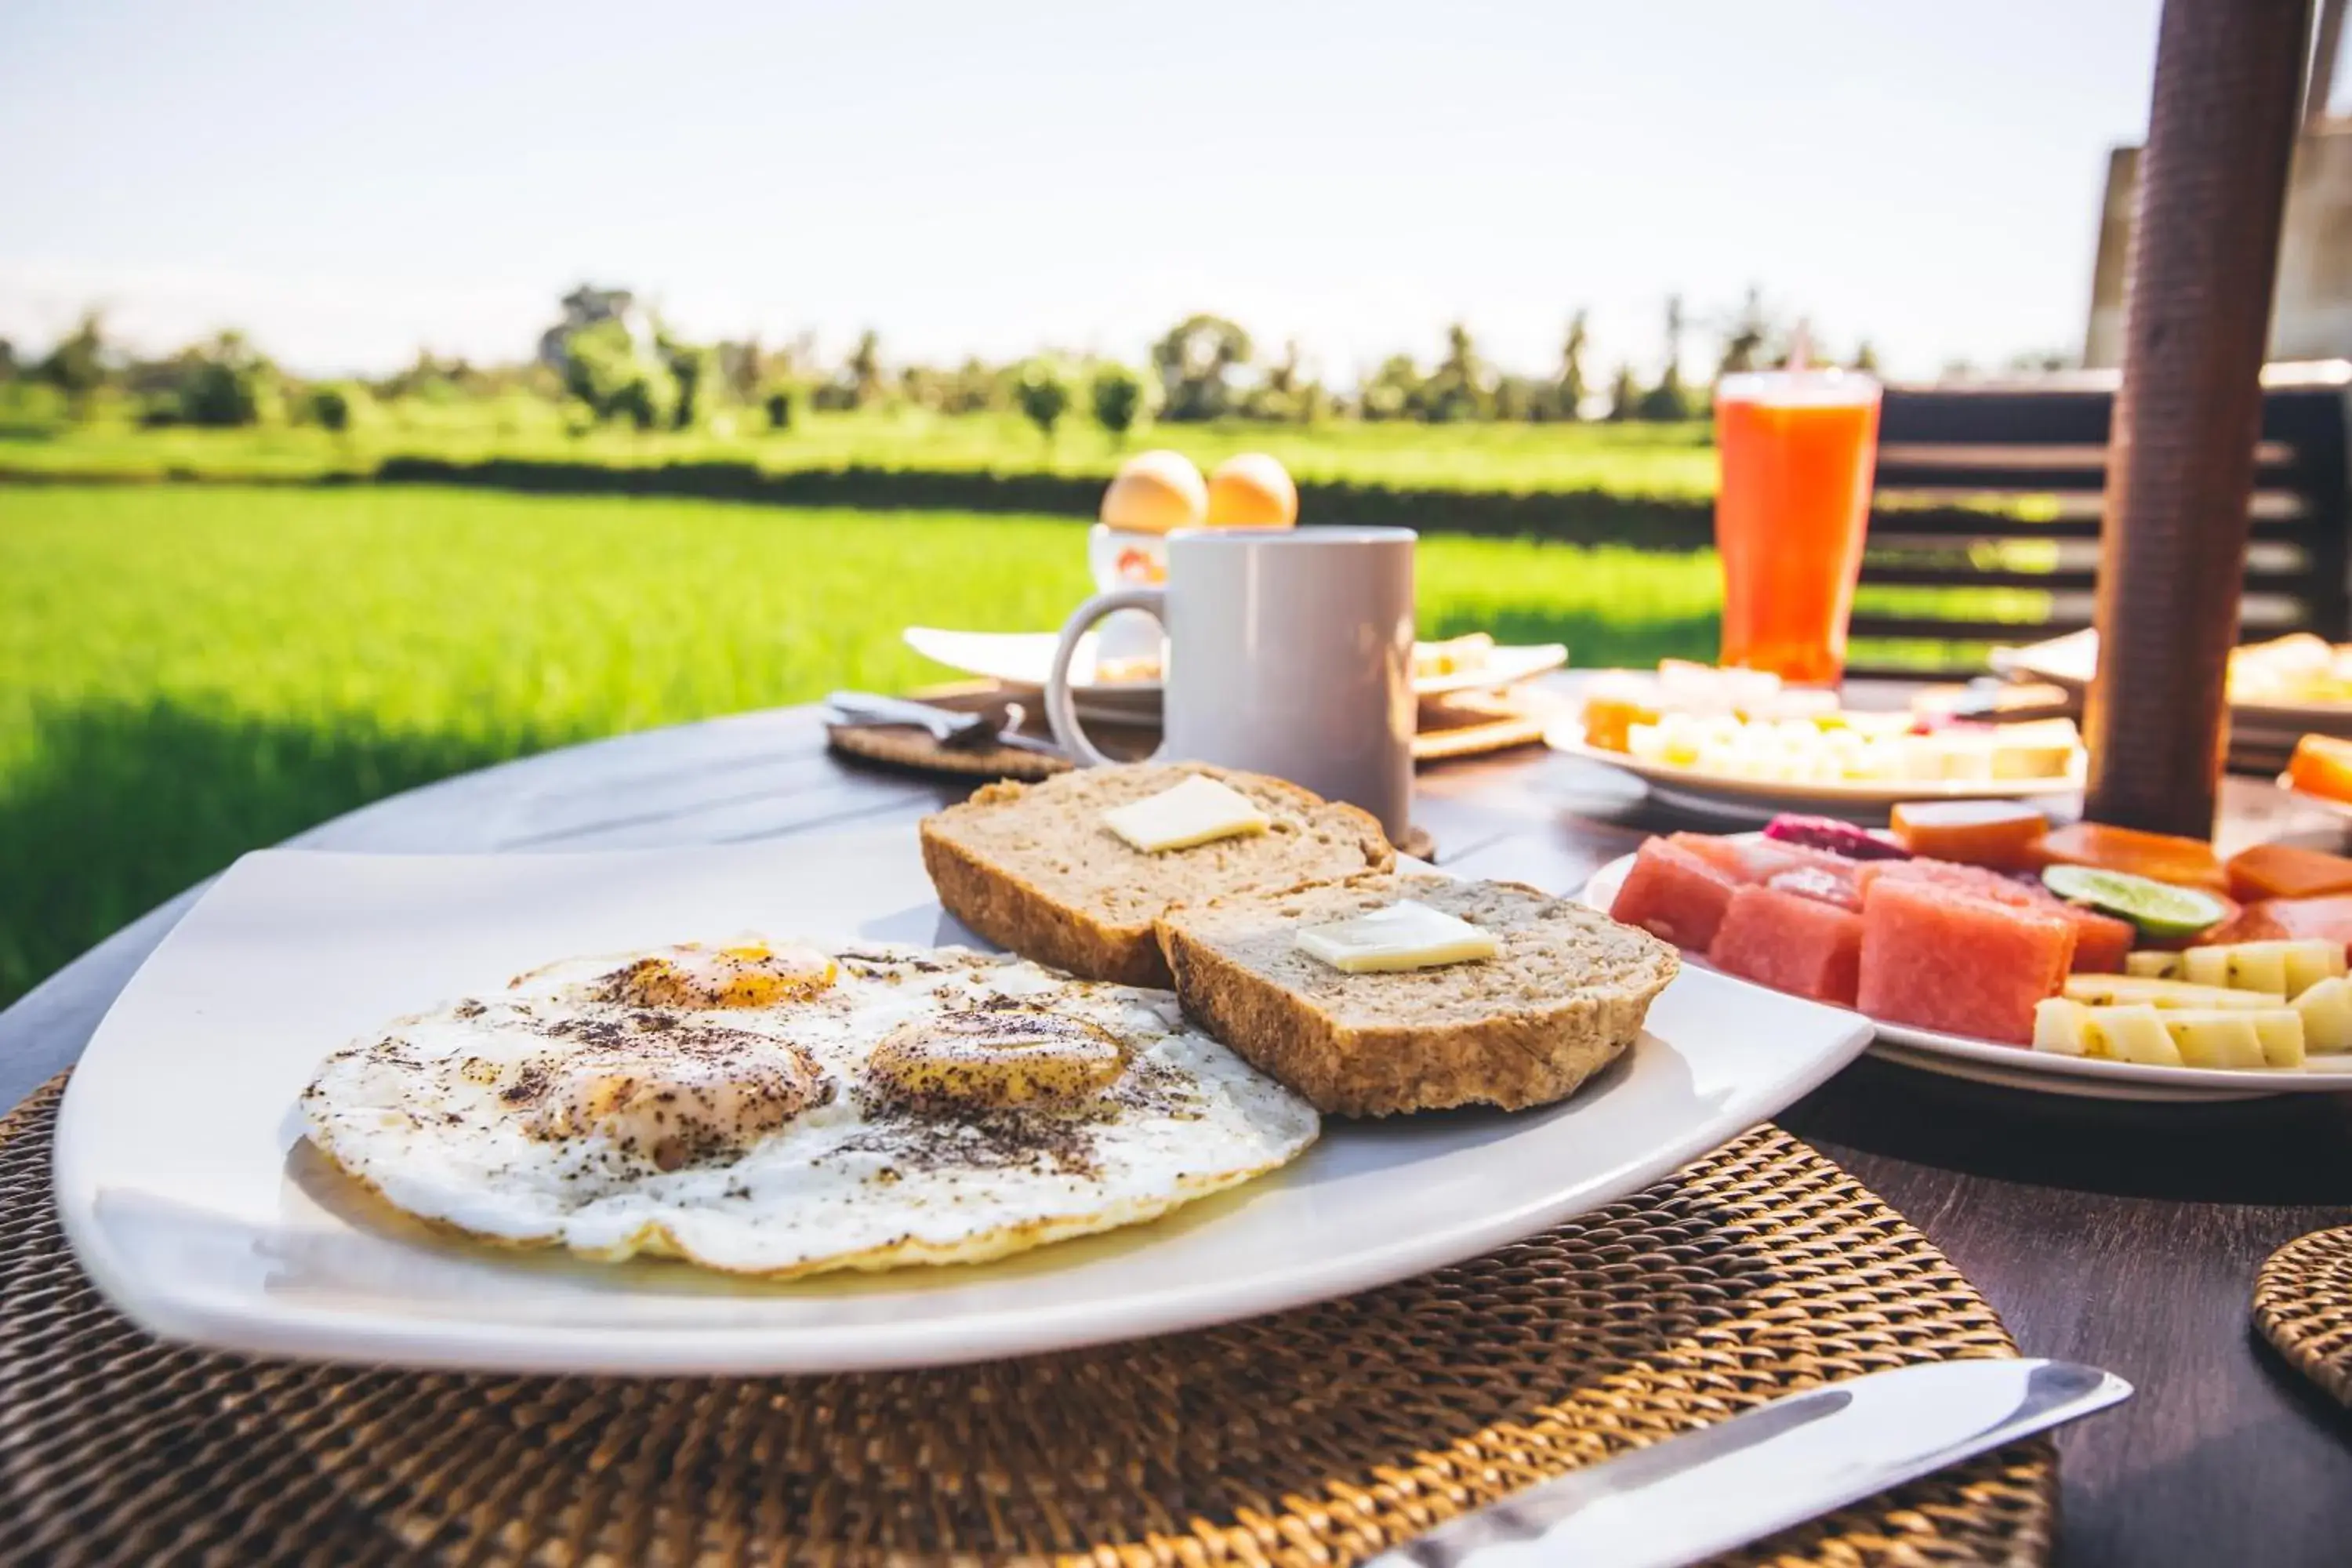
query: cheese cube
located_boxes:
[2252,1009,2307,1069]
[1294,900,1498,974]
[2224,944,2290,997]
[2281,939,2347,996]
[1099,775,1270,853]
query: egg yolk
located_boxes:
[514,1031,831,1170]
[867,1007,1128,1109]
[598,942,837,1010]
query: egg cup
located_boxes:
[1086,525,1170,681]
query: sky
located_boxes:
[0,0,2311,385]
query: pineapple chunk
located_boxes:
[2223,944,2290,996]
[2033,997,2092,1056]
[2063,975,2285,1010]
[2085,1004,2185,1066]
[2180,946,2231,989]
[2172,939,2345,997]
[2125,951,2182,980]
[2292,976,2352,1053]
[2281,939,2348,997]
[2153,1009,2268,1070]
[2251,1009,2307,1069]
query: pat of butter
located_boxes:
[1295,899,1498,973]
[1100,775,1272,853]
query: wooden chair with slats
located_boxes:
[1851,361,2352,676]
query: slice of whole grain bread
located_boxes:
[1154,873,1679,1116]
[919,763,1394,987]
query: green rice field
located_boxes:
[0,410,1722,498]
[0,482,1733,1006]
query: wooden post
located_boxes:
[2085,0,2312,836]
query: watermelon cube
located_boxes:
[1610,837,1740,949]
[1856,878,2077,1044]
[2060,906,2136,974]
[1859,857,2136,972]
[1766,865,1864,912]
[1709,884,1865,1005]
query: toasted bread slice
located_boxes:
[920,763,1393,987]
[1156,873,1679,1116]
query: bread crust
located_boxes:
[1156,882,1679,1117]
[920,813,1173,986]
[919,768,1393,989]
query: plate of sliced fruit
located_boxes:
[1579,807,2352,1102]
[1549,664,2085,826]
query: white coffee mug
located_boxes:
[1044,527,1417,841]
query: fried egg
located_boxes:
[299,939,1319,1277]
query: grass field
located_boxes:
[0,482,1732,1007]
[0,409,1721,497]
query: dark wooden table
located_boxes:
[5,681,2348,1566]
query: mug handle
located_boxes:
[1046,588,1167,767]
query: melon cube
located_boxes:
[1708,884,1865,1006]
[1855,878,2077,1044]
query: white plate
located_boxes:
[55,826,1871,1376]
[1995,629,2352,738]
[905,626,1568,702]
[1545,727,2085,828]
[1581,844,2352,1102]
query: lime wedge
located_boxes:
[2042,865,2229,939]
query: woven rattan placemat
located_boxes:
[2254,1225,2352,1406]
[0,1075,2053,1566]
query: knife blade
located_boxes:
[826,691,1065,757]
[1367,1358,2129,1568]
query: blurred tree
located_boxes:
[762,383,799,430]
[1637,296,1691,420]
[1090,362,1145,442]
[1850,340,1882,374]
[943,357,1003,414]
[177,331,283,427]
[1555,310,1591,421]
[1606,363,1642,422]
[561,319,679,430]
[1718,287,1768,378]
[1414,323,1490,423]
[1014,359,1074,443]
[1359,354,1421,422]
[1493,376,1543,421]
[1151,314,1252,421]
[848,330,885,408]
[36,312,110,410]
[307,380,378,433]
[662,338,719,429]
[717,338,764,405]
[0,339,17,382]
[2006,347,2073,373]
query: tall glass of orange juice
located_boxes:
[1714,370,1882,684]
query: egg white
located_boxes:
[300,941,1319,1277]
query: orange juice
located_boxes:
[1714,372,1881,684]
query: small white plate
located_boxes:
[55,826,1871,1376]
[1581,844,2352,1102]
[905,626,1567,702]
[1995,629,2352,738]
[1545,727,2084,828]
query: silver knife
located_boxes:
[1367,1358,2129,1568]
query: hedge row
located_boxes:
[370,456,1722,551]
